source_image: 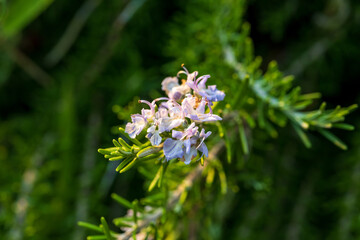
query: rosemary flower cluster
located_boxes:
[125,65,225,164]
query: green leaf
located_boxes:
[132,200,139,240]
[298,92,321,100]
[112,139,121,148]
[100,217,113,240]
[318,129,347,150]
[219,170,227,195]
[225,134,232,163]
[136,146,161,158]
[148,166,162,192]
[111,193,133,209]
[216,121,224,138]
[115,156,133,172]
[78,221,103,233]
[1,0,53,37]
[292,123,311,148]
[87,236,107,240]
[206,167,215,187]
[108,156,124,161]
[113,218,132,228]
[320,102,327,112]
[238,121,249,155]
[332,123,355,131]
[158,162,167,188]
[118,137,131,150]
[119,157,137,173]
[98,148,118,155]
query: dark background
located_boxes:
[0,0,359,239]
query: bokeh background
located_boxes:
[0,0,359,239]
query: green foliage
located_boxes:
[84,0,356,238]
[1,0,359,239]
[0,0,53,38]
[98,128,164,173]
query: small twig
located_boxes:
[81,0,147,87]
[44,0,103,66]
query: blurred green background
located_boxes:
[0,0,359,239]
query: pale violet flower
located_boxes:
[163,125,212,164]
[139,100,156,121]
[125,65,224,164]
[196,74,225,102]
[183,145,198,164]
[181,95,222,122]
[170,84,191,100]
[178,65,225,103]
[125,114,147,138]
[163,123,198,162]
[146,124,162,146]
[196,128,212,158]
[145,100,172,146]
[161,77,179,93]
[161,76,190,100]
[198,84,225,102]
[158,101,185,132]
[163,139,184,160]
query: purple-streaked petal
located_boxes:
[196,113,222,122]
[172,130,184,139]
[168,84,191,100]
[196,99,206,114]
[169,91,182,100]
[168,118,184,129]
[205,131,212,138]
[141,109,154,120]
[163,139,184,161]
[183,138,191,154]
[158,118,170,133]
[147,125,156,134]
[199,86,225,102]
[186,81,197,91]
[186,71,199,92]
[183,146,198,164]
[197,75,210,89]
[187,71,198,82]
[197,142,209,158]
[169,105,183,118]
[150,131,162,146]
[197,129,211,149]
[155,107,168,119]
[189,114,200,121]
[181,96,196,115]
[185,122,198,137]
[199,129,212,139]
[158,117,184,133]
[161,77,179,93]
[139,100,156,116]
[125,114,146,138]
